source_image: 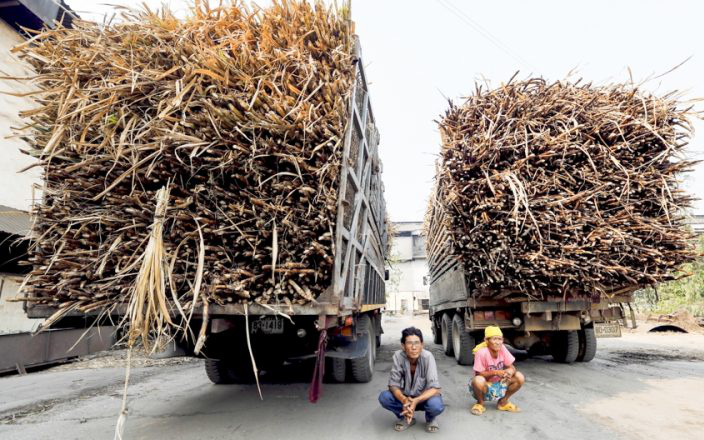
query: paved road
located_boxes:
[1,315,703,440]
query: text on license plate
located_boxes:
[250,316,284,335]
[594,322,621,338]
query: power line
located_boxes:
[436,0,532,69]
[434,0,536,72]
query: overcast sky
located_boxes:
[65,0,704,221]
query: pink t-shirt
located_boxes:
[473,345,515,383]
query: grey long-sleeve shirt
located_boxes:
[388,349,441,397]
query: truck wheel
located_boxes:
[577,328,597,362]
[325,357,347,383]
[550,331,579,364]
[451,314,475,365]
[204,359,255,384]
[432,318,442,345]
[373,314,382,348]
[441,313,454,356]
[205,359,232,384]
[350,315,375,383]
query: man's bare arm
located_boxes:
[411,387,441,405]
[389,386,408,404]
[477,369,505,380]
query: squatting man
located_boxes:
[379,327,444,433]
[470,325,525,415]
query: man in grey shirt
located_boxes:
[379,327,444,433]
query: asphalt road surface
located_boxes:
[1,315,703,440]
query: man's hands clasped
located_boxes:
[400,395,417,423]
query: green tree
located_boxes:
[636,235,704,316]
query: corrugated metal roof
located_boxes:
[0,0,76,34]
[19,0,76,28]
[0,205,30,236]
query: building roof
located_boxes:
[0,205,30,237]
[394,221,423,234]
[687,214,704,235]
[0,0,76,33]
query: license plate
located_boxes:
[594,322,621,338]
[250,316,284,335]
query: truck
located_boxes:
[425,199,635,366]
[25,37,389,384]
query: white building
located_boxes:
[687,214,704,235]
[0,1,75,334]
[385,221,429,315]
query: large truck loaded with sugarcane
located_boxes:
[425,78,698,366]
[17,2,388,387]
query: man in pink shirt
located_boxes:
[469,326,525,415]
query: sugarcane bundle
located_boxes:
[13,0,357,338]
[427,77,699,300]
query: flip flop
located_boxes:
[471,403,486,416]
[394,418,416,432]
[497,401,520,412]
[425,419,439,433]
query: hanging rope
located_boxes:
[308,328,328,403]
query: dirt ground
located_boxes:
[45,349,201,372]
[1,315,703,440]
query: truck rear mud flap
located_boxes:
[325,334,370,360]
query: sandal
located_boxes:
[394,418,416,432]
[425,419,439,433]
[471,403,486,416]
[497,401,520,412]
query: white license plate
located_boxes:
[250,316,284,335]
[594,322,621,338]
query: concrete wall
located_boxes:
[0,274,41,334]
[393,234,414,261]
[0,20,42,334]
[0,19,41,211]
[394,259,429,294]
[386,288,429,315]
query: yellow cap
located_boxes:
[484,326,503,339]
[472,326,504,354]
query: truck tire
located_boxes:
[451,313,475,365]
[350,315,375,383]
[432,318,442,345]
[204,359,255,384]
[577,327,597,362]
[441,313,454,356]
[550,331,579,364]
[325,357,347,383]
[373,313,382,348]
[205,359,231,384]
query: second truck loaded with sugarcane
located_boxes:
[424,78,695,366]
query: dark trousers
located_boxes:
[378,390,445,422]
